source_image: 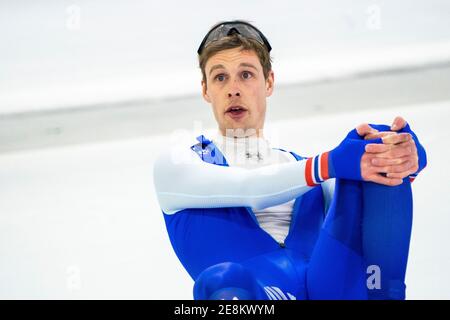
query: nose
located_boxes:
[227,78,241,98]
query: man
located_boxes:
[153,20,427,300]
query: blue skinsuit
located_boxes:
[162,134,417,300]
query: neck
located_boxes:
[219,128,264,139]
[212,128,271,166]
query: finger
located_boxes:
[385,159,419,178]
[367,140,413,156]
[373,144,413,159]
[364,137,415,153]
[386,170,416,179]
[376,160,415,174]
[371,156,410,166]
[385,162,418,178]
[364,131,393,140]
[381,132,412,145]
[356,123,378,137]
[391,116,407,131]
[367,174,403,186]
[365,143,392,153]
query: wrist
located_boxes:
[329,134,382,181]
[305,151,332,186]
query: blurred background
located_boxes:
[1,0,449,299]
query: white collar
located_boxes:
[211,130,271,162]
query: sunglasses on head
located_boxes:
[197,20,272,55]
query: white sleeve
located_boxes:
[153,145,316,214]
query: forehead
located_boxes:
[205,48,262,72]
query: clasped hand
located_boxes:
[358,116,419,186]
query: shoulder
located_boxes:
[153,140,203,185]
[272,148,306,162]
[154,143,199,167]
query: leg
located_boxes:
[306,179,368,299]
[193,249,306,300]
[193,262,268,300]
[306,178,413,300]
[362,179,413,300]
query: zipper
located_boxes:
[245,195,303,249]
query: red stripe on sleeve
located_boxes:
[320,152,329,180]
[305,157,317,186]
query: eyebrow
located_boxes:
[208,63,259,76]
[239,63,258,71]
[209,64,225,76]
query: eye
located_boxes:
[242,71,253,79]
[214,74,226,82]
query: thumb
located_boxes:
[391,116,407,131]
[356,123,378,137]
[363,131,394,140]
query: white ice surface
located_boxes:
[0,100,449,299]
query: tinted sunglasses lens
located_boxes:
[206,25,228,43]
[199,23,269,54]
[236,24,261,40]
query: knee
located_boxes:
[193,262,260,300]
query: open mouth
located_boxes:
[225,106,248,118]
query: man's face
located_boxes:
[202,47,274,137]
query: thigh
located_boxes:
[306,179,368,299]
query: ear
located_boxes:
[265,70,274,97]
[202,80,211,103]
